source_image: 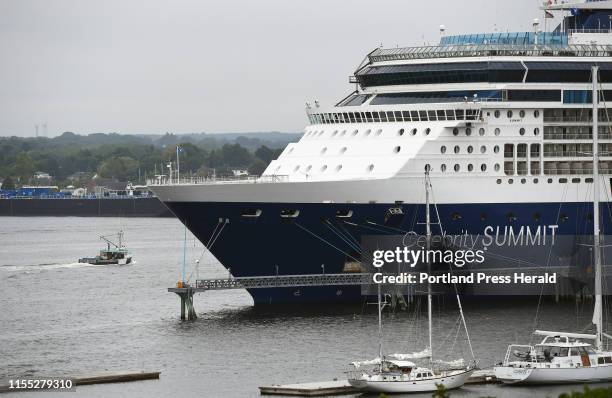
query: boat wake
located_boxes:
[0,261,137,272]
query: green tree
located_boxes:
[248,159,267,176]
[432,384,449,398]
[2,176,15,189]
[559,385,612,398]
[174,143,206,172]
[97,156,139,181]
[255,145,275,163]
[14,152,35,183]
[207,143,253,168]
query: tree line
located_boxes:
[0,132,296,188]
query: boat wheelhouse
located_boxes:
[496,331,612,384]
[78,231,132,266]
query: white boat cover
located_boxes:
[433,358,466,368]
[389,348,432,360]
[351,358,381,368]
[534,330,596,340]
[386,359,417,368]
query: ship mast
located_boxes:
[425,171,433,364]
[592,65,604,351]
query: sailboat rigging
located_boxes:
[347,173,476,393]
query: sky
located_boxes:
[0,0,556,137]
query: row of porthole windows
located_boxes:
[520,127,540,136]
[496,177,594,184]
[319,146,401,155]
[492,110,540,119]
[452,127,539,137]
[431,163,498,173]
[442,145,500,154]
[453,210,577,224]
[305,129,384,138]
[308,126,540,139]
[452,127,485,136]
[398,128,431,136]
[245,209,582,224]
[277,164,376,173]
[307,126,538,139]
[306,127,438,139]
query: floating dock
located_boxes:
[259,380,355,397]
[259,370,498,396]
[466,369,499,385]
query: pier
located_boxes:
[0,371,161,393]
[259,370,498,396]
[168,273,372,320]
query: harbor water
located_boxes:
[1,217,611,397]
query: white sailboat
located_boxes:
[348,174,476,393]
[494,65,612,385]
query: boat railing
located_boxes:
[147,175,290,186]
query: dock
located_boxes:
[466,369,499,385]
[259,380,356,397]
[0,371,160,393]
[259,370,498,396]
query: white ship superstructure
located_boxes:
[150,0,612,304]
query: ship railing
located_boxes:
[544,133,612,140]
[191,273,372,291]
[568,29,612,34]
[147,175,290,186]
[544,151,592,157]
[368,44,612,63]
[4,194,156,200]
[542,117,612,123]
[544,151,612,157]
[544,133,594,140]
[543,117,593,123]
[543,169,605,175]
[473,98,504,102]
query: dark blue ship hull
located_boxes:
[165,200,605,305]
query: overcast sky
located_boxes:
[0,0,554,137]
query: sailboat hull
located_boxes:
[494,365,612,385]
[349,369,474,393]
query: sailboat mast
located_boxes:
[425,171,433,364]
[378,282,383,370]
[592,65,603,351]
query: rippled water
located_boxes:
[1,217,611,397]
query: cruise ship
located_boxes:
[150,0,612,304]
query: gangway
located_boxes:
[168,273,373,320]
